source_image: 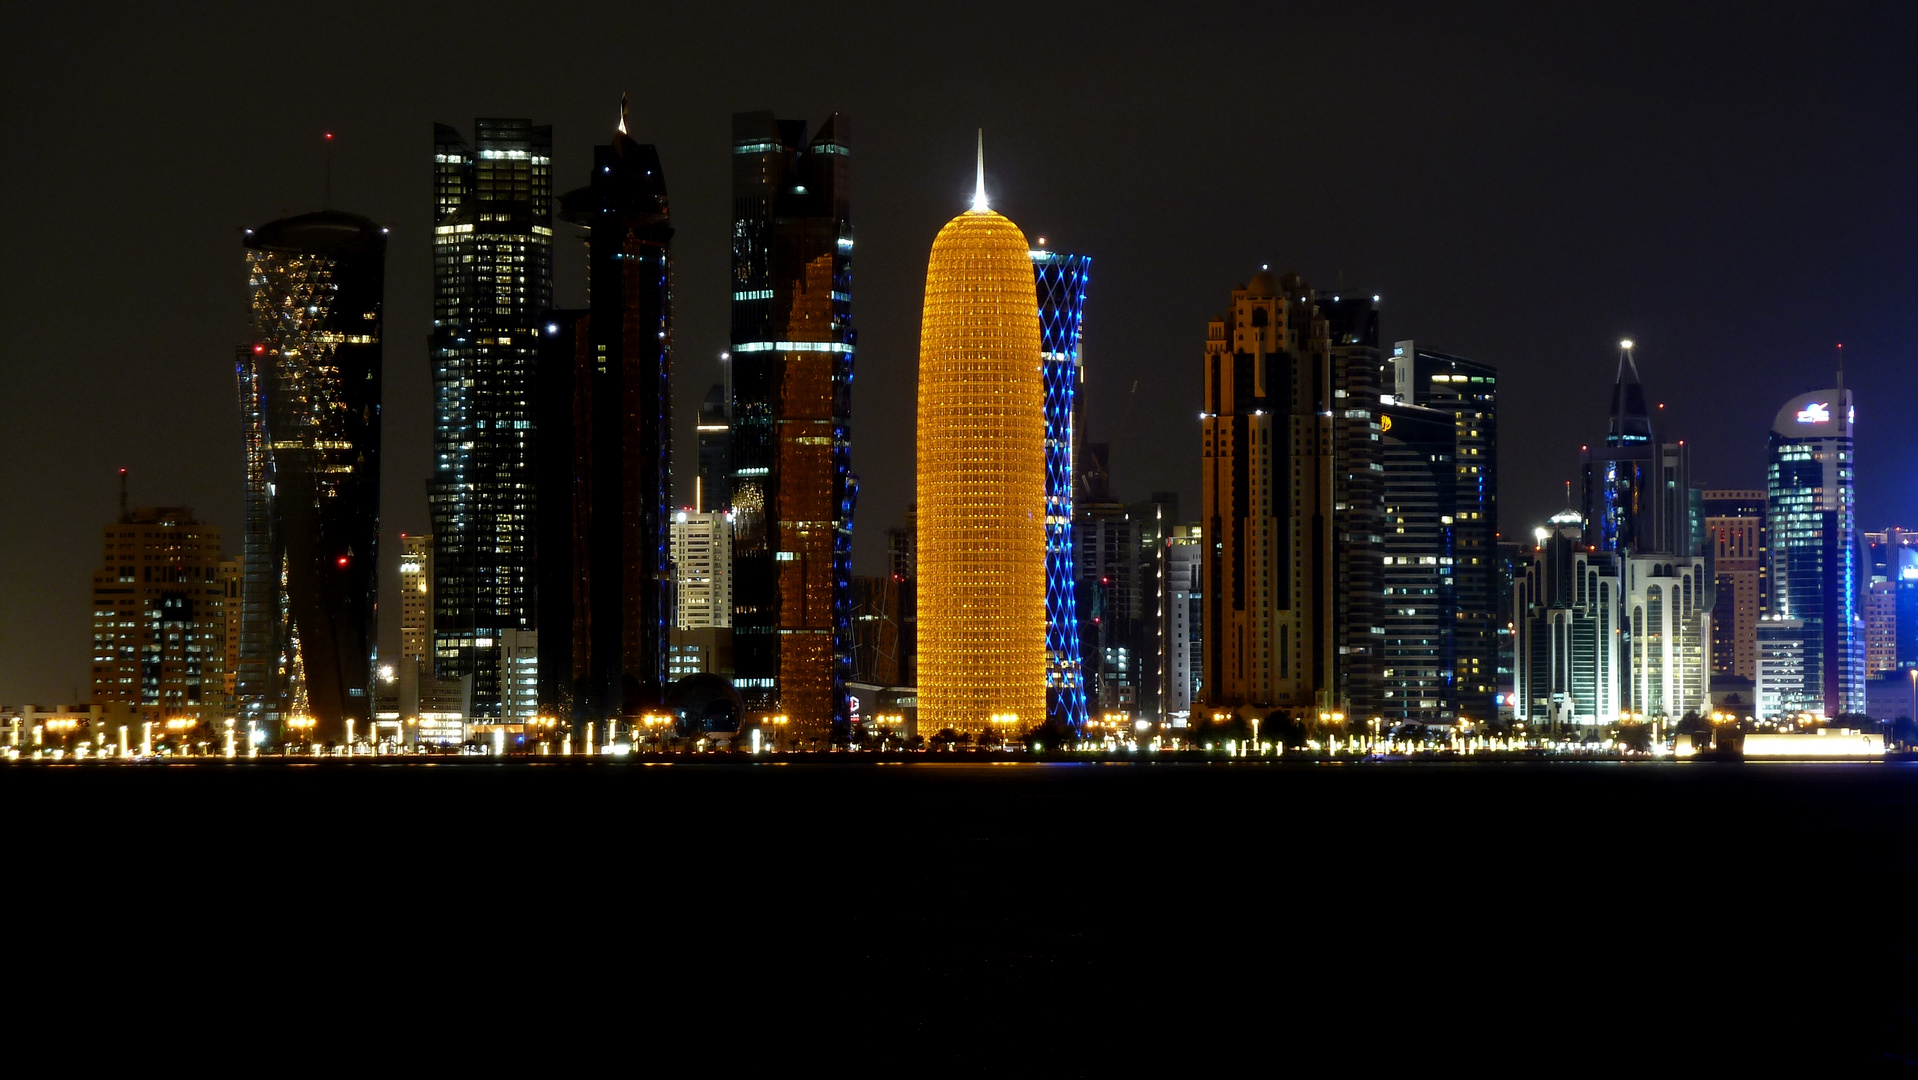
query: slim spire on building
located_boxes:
[916,141,1047,738]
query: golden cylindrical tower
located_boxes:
[915,156,1047,739]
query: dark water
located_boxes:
[12,759,1916,1070]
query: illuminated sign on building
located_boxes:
[1795,401,1830,424]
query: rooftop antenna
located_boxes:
[1564,479,1572,508]
[1836,342,1845,399]
[971,129,988,213]
[118,468,129,523]
[618,93,630,136]
[323,131,334,209]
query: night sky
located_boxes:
[2,2,1913,701]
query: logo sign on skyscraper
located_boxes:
[1795,401,1830,424]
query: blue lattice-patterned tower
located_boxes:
[1033,246,1090,734]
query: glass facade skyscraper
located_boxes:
[536,104,674,728]
[429,118,553,720]
[728,111,856,744]
[1032,245,1089,733]
[1391,341,1498,721]
[1766,386,1864,717]
[237,211,385,742]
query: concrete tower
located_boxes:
[915,137,1047,738]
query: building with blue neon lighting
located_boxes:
[1766,385,1865,717]
[1033,245,1089,733]
[728,110,856,745]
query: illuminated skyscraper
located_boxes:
[1766,384,1864,717]
[1031,242,1089,733]
[536,101,673,729]
[1200,271,1336,715]
[237,211,385,742]
[671,510,733,629]
[729,110,856,744]
[429,117,553,721]
[915,141,1047,738]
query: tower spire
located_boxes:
[618,93,629,136]
[972,129,988,213]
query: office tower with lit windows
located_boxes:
[697,381,732,512]
[1514,511,1623,729]
[915,145,1046,739]
[729,110,856,743]
[1200,272,1336,715]
[429,117,553,721]
[1031,243,1090,733]
[237,211,384,743]
[1390,340,1498,721]
[535,103,673,729]
[92,507,229,723]
[1703,489,1766,680]
[1322,292,1385,721]
[1766,385,1864,717]
[1376,399,1461,724]
[671,510,733,629]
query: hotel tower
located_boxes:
[915,139,1047,738]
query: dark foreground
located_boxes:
[10,759,1916,1070]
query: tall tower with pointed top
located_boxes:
[535,105,673,727]
[915,140,1047,738]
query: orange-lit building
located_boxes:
[913,144,1047,738]
[728,111,857,745]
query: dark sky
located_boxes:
[2,2,1914,702]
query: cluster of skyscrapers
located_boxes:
[1514,348,1872,729]
[42,110,1909,750]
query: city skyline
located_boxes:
[3,5,1916,703]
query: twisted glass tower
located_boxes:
[916,141,1047,738]
[238,211,385,742]
[1032,246,1089,734]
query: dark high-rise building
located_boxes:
[1377,400,1461,724]
[536,103,674,728]
[697,380,732,512]
[1322,292,1384,721]
[237,211,385,742]
[429,117,553,721]
[1032,243,1090,733]
[1766,385,1864,717]
[1391,340,1498,720]
[728,110,856,744]
[1201,272,1336,715]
